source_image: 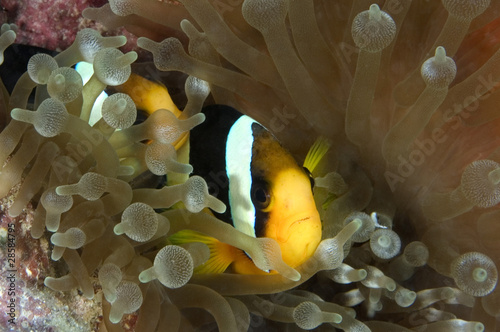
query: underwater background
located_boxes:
[0,0,500,331]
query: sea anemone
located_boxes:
[1,0,500,331]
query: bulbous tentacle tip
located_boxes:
[109,281,143,324]
[251,237,300,281]
[47,67,83,103]
[344,212,375,243]
[395,288,417,307]
[93,48,136,86]
[137,37,187,72]
[50,228,86,249]
[403,241,429,267]
[421,46,457,89]
[461,159,500,208]
[181,175,226,214]
[242,0,287,32]
[12,98,69,137]
[102,93,137,129]
[451,252,498,297]
[0,23,17,35]
[351,4,396,53]
[185,76,211,107]
[146,109,203,144]
[146,141,192,175]
[75,28,126,63]
[370,229,401,260]
[109,0,136,17]
[99,263,123,303]
[293,301,342,330]
[115,202,158,242]
[0,28,15,65]
[147,245,194,288]
[56,172,107,200]
[27,54,59,85]
[442,0,491,21]
[326,263,367,284]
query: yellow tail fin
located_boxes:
[169,229,239,274]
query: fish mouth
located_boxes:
[290,216,311,227]
[279,215,313,242]
[276,214,322,268]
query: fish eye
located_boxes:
[303,167,315,190]
[251,182,271,209]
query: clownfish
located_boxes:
[0,46,325,275]
[117,73,325,275]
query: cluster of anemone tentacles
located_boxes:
[1,0,500,331]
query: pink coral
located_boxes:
[0,0,139,53]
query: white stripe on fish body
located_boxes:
[226,115,258,238]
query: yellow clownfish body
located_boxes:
[113,72,188,150]
[233,119,322,273]
[119,74,323,275]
